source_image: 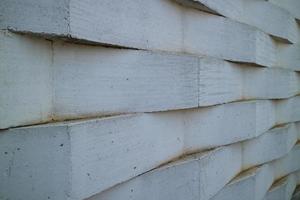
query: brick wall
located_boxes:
[0,0,300,199]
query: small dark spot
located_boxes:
[47,197,51,199]
[87,173,90,176]
[111,140,114,144]
[131,189,134,192]
[126,78,129,81]
[133,166,137,170]
[17,148,21,151]
[60,144,64,147]
[4,152,8,155]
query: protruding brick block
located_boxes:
[211,164,273,200]
[0,31,52,129]
[264,174,297,200]
[276,43,300,71]
[242,123,298,169]
[269,0,300,21]
[271,144,300,179]
[87,144,242,200]
[175,0,299,43]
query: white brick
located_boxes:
[52,42,199,119]
[1,1,300,200]
[256,100,276,135]
[212,144,300,200]
[1,117,298,199]
[242,123,298,169]
[0,30,52,129]
[269,0,300,21]
[242,67,298,99]
[89,143,300,200]
[0,99,276,199]
[264,173,297,200]
[211,164,273,200]
[175,0,244,19]
[68,114,185,199]
[87,144,242,200]
[176,0,299,43]
[242,1,299,43]
[276,96,300,124]
[276,43,300,71]
[0,114,184,200]
[0,125,71,200]
[271,144,300,179]
[0,0,69,35]
[197,57,243,106]
[0,0,277,66]
[210,142,300,200]
[183,10,276,67]
[184,100,272,152]
[2,31,299,129]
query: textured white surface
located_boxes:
[1,31,300,129]
[0,100,272,199]
[0,31,52,129]
[0,111,299,200]
[264,173,298,200]
[1,0,300,199]
[276,96,300,124]
[0,0,69,35]
[175,0,300,43]
[183,10,276,67]
[276,43,300,71]
[90,143,300,200]
[88,144,242,200]
[271,144,300,179]
[52,42,199,118]
[0,125,71,200]
[0,115,183,200]
[212,144,300,200]
[242,123,298,169]
[269,0,300,20]
[0,0,283,67]
[211,164,273,200]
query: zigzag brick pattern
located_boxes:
[0,0,300,200]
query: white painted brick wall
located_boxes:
[0,0,300,200]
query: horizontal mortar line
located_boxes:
[0,112,134,131]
